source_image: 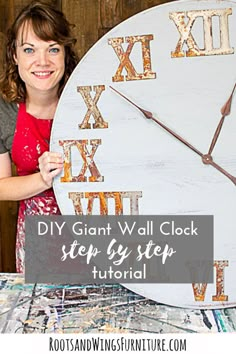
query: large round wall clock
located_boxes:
[51,0,236,308]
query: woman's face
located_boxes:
[14,22,65,97]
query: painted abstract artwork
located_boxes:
[0,274,236,333]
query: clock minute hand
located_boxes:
[208,82,236,156]
[207,158,236,186]
[110,86,236,186]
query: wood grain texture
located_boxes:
[0,200,18,272]
[0,33,6,76]
[62,0,99,60]
[99,0,122,28]
[140,0,173,11]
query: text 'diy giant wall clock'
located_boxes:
[51,0,236,308]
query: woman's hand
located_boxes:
[38,151,63,188]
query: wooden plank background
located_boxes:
[0,0,171,272]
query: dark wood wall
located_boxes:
[0,0,171,272]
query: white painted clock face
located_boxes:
[51,0,236,308]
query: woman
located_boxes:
[0,1,79,272]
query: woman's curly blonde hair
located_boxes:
[0,1,79,102]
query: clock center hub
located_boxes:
[202,154,213,165]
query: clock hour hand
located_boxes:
[110,86,236,186]
[109,86,203,157]
[208,82,236,156]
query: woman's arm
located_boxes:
[0,151,63,201]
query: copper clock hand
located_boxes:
[110,86,236,186]
[208,82,236,156]
[110,86,203,157]
[202,154,236,185]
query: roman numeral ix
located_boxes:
[59,139,104,183]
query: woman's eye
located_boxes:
[23,47,34,54]
[49,47,60,54]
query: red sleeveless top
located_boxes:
[12,102,52,176]
[12,103,60,273]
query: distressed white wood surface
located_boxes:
[51,0,236,308]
